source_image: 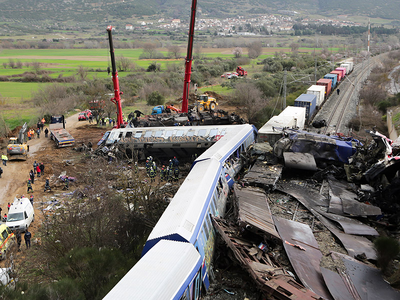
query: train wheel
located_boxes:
[210,102,216,110]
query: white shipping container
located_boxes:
[258,106,306,145]
[307,85,325,106]
[344,60,354,72]
[340,63,351,74]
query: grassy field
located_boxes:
[0,46,320,130]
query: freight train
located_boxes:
[296,59,354,122]
[103,124,257,300]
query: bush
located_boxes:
[374,236,400,272]
[147,91,165,106]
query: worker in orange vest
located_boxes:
[27,130,31,140]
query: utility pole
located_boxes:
[283,70,287,110]
[367,19,370,53]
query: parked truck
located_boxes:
[7,123,28,160]
[236,66,247,76]
[49,115,75,147]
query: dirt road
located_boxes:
[0,112,104,211]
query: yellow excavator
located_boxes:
[7,123,28,160]
[196,94,218,112]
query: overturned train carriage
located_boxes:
[104,124,257,299]
[102,125,252,158]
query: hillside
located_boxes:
[0,0,399,26]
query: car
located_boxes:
[221,72,238,79]
[78,112,88,121]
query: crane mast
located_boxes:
[107,26,124,128]
[181,0,198,113]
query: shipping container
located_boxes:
[335,68,346,79]
[324,74,337,89]
[317,79,332,96]
[340,63,351,74]
[330,70,342,82]
[307,85,325,106]
[294,94,317,121]
[258,106,306,145]
[344,60,354,72]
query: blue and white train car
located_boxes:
[105,124,257,299]
[142,158,229,290]
[194,124,257,184]
[103,240,202,300]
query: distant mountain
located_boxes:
[0,0,399,24]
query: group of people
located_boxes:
[14,230,31,251]
[28,118,48,140]
[145,156,180,183]
[27,161,46,192]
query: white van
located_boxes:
[6,197,34,232]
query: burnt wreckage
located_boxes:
[211,128,400,299]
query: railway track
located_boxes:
[313,56,379,135]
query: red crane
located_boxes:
[107,26,124,128]
[181,0,198,113]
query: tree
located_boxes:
[147,91,165,106]
[116,55,132,72]
[31,60,41,74]
[290,42,300,53]
[168,45,181,59]
[77,65,88,81]
[247,41,262,59]
[233,47,243,58]
[234,82,268,124]
[142,43,157,59]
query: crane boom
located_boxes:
[107,26,124,128]
[181,0,198,113]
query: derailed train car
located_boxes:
[104,124,257,299]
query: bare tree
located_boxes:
[290,42,300,53]
[194,44,204,59]
[116,55,132,72]
[234,82,267,123]
[31,60,41,74]
[168,45,181,59]
[247,41,262,59]
[143,43,157,59]
[77,65,88,81]
[8,59,15,69]
[233,47,243,58]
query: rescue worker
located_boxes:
[29,170,34,184]
[172,156,179,168]
[29,195,34,206]
[24,230,31,249]
[16,230,21,251]
[27,130,31,140]
[167,166,173,182]
[168,159,174,170]
[41,117,45,126]
[337,88,340,95]
[173,167,180,182]
[160,165,167,181]
[145,159,151,176]
[44,128,49,138]
[39,163,45,175]
[149,166,156,183]
[1,154,8,166]
[63,176,69,190]
[27,179,33,193]
[152,161,157,173]
[36,164,41,178]
[33,161,38,174]
[44,177,51,192]
[36,128,40,138]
